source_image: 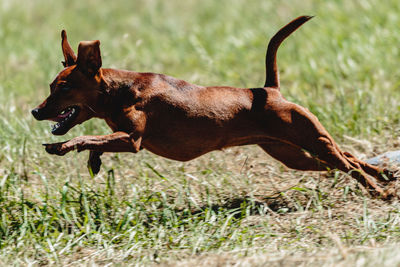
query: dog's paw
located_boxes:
[88,151,102,175]
[43,142,70,156]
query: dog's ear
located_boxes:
[61,30,77,67]
[76,40,102,76]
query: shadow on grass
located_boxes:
[176,195,295,219]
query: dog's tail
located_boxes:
[264,16,313,88]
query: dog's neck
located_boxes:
[95,68,139,119]
[101,68,137,94]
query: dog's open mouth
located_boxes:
[51,106,80,135]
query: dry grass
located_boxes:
[3,140,400,265]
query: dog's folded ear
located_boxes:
[61,30,77,67]
[76,40,102,76]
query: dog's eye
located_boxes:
[61,85,72,92]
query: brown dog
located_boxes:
[32,16,395,197]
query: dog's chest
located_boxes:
[105,104,145,133]
[105,118,119,132]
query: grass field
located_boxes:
[1,0,400,265]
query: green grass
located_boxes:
[1,0,400,265]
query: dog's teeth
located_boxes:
[51,107,77,133]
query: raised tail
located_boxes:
[264,16,313,88]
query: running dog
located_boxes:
[31,16,396,197]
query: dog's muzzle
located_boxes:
[31,108,45,120]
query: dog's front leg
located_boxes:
[44,131,142,156]
[88,151,103,175]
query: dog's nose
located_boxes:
[31,108,41,120]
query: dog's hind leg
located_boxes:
[262,102,394,196]
[258,141,328,171]
[307,135,385,193]
[343,151,395,184]
[259,140,387,196]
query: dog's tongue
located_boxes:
[57,109,72,120]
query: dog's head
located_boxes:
[31,30,107,135]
